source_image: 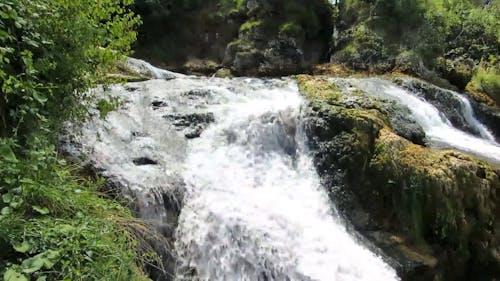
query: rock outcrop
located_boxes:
[298,75,500,281]
[133,0,333,76]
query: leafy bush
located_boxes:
[332,0,500,85]
[0,0,140,141]
[332,24,389,70]
[0,0,150,280]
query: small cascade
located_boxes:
[341,78,500,164]
[446,91,495,141]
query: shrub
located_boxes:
[0,1,149,280]
[467,58,500,103]
[0,0,140,141]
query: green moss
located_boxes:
[239,19,263,32]
[279,22,303,36]
[227,39,254,51]
[370,129,500,268]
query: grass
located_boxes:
[0,138,153,281]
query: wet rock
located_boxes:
[213,68,233,78]
[184,126,204,139]
[152,101,168,109]
[133,157,159,165]
[386,104,426,146]
[60,79,194,281]
[183,58,220,75]
[164,112,215,128]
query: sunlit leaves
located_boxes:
[0,0,140,139]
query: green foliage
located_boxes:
[467,57,500,103]
[0,0,140,141]
[0,0,149,280]
[218,0,247,14]
[333,0,500,86]
[239,20,263,32]
[333,24,389,70]
[97,97,124,119]
[0,137,150,281]
[279,22,304,37]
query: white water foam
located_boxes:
[174,78,398,281]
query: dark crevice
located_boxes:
[133,157,158,165]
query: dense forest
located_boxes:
[0,0,499,280]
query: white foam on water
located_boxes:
[174,78,398,281]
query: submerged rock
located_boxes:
[298,75,500,281]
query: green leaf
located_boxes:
[0,143,17,162]
[43,250,60,269]
[13,241,31,253]
[36,276,47,281]
[2,193,13,203]
[9,197,23,209]
[3,269,28,281]
[32,206,50,215]
[32,91,47,104]
[59,224,75,235]
[1,206,12,215]
[21,255,44,273]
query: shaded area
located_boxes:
[132,0,333,76]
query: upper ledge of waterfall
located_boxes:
[297,74,500,281]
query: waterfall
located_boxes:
[65,60,500,280]
[446,90,495,141]
[341,78,500,164]
[173,78,398,281]
[64,74,398,281]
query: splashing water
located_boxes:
[174,78,398,281]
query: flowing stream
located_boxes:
[64,59,500,281]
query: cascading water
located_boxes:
[63,59,500,281]
[63,71,398,281]
[174,78,398,281]
[339,78,500,164]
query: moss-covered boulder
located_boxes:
[297,75,500,281]
[221,0,333,76]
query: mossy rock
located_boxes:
[297,74,500,281]
[370,129,500,279]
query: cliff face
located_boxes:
[133,0,333,76]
